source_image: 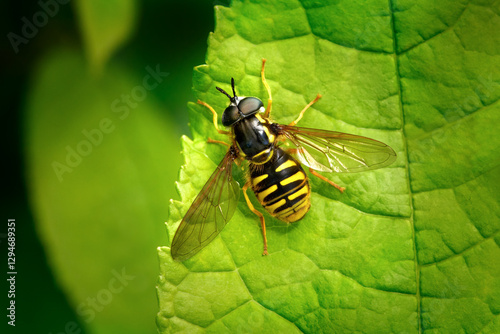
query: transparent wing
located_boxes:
[279,125,397,173]
[171,150,240,261]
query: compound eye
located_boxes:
[221,105,240,126]
[238,97,263,116]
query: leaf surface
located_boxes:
[158,0,500,333]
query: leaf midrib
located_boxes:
[388,0,421,333]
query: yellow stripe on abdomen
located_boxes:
[288,185,309,201]
[265,199,287,214]
[278,197,310,222]
[252,174,268,187]
[275,159,297,172]
[256,184,277,203]
[280,171,305,186]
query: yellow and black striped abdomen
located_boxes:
[249,147,311,223]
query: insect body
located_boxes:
[249,145,310,223]
[171,59,397,261]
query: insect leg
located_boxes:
[243,182,269,256]
[309,168,345,193]
[261,59,273,119]
[207,138,230,147]
[207,139,242,167]
[289,94,322,126]
[197,100,230,135]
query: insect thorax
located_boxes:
[233,114,276,164]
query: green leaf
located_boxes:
[25,48,181,334]
[74,0,137,72]
[158,0,500,333]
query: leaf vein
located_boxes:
[398,2,470,55]
[389,0,422,332]
[420,230,500,268]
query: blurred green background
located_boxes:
[1,0,220,333]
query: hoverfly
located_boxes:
[171,59,397,261]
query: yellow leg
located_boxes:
[243,182,269,256]
[289,94,322,126]
[207,138,243,167]
[207,137,230,147]
[309,168,345,193]
[261,59,273,119]
[197,100,230,135]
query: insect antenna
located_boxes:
[216,86,234,102]
[231,78,237,98]
[216,78,238,103]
